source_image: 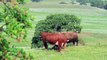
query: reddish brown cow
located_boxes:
[62,32,79,46]
[41,32,68,52]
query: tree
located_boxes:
[76,0,107,9]
[76,0,89,5]
[32,14,82,48]
[89,0,104,8]
[0,0,34,59]
[103,1,107,10]
[104,4,107,9]
[31,0,43,2]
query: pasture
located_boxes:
[10,1,107,60]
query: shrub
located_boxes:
[32,14,82,48]
[104,4,107,10]
[31,0,43,2]
[59,1,67,4]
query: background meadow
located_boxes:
[8,0,107,60]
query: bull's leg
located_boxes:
[76,40,78,46]
[73,41,75,45]
[62,43,67,49]
[61,42,64,48]
[43,41,48,49]
[58,41,62,52]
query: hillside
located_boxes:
[11,1,107,60]
[26,2,107,33]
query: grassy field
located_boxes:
[10,1,107,60]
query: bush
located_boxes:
[59,2,67,4]
[89,0,104,8]
[76,0,88,5]
[32,14,82,48]
[104,4,107,10]
[31,0,43,2]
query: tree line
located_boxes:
[31,0,107,10]
[75,0,107,9]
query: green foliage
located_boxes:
[31,0,43,2]
[32,14,82,48]
[89,0,104,8]
[0,0,34,60]
[1,1,33,39]
[76,0,107,9]
[104,4,107,9]
[59,1,67,4]
[76,0,89,5]
[17,0,30,4]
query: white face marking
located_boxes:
[55,41,58,45]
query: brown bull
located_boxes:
[41,32,68,52]
[62,32,79,46]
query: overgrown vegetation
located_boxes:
[32,14,82,48]
[31,0,43,2]
[0,0,34,60]
[75,0,107,9]
[10,0,107,60]
[59,1,68,4]
[76,0,88,5]
[89,0,104,8]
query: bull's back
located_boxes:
[41,32,67,43]
[62,32,78,41]
[72,32,78,39]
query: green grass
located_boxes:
[25,46,107,60]
[30,7,107,33]
[9,1,107,60]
